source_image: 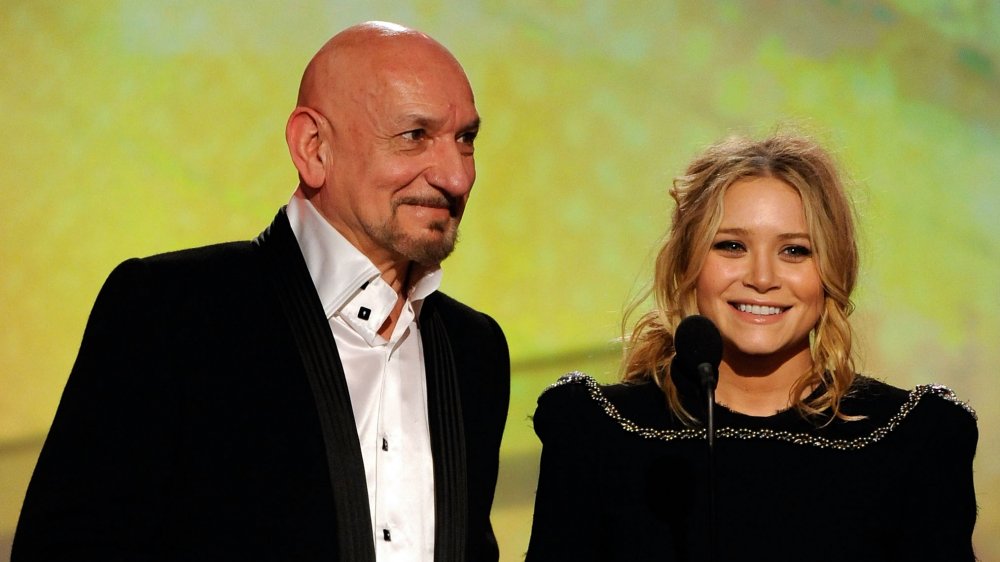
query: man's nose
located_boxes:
[426,141,475,197]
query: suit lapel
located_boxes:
[254,209,375,562]
[421,298,469,561]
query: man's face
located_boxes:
[318,48,480,267]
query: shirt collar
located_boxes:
[285,191,442,320]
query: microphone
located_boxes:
[673,314,723,562]
[673,314,723,391]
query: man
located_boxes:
[13,22,510,561]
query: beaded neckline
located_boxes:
[547,372,977,450]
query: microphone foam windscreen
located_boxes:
[673,314,723,369]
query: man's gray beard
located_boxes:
[364,218,459,266]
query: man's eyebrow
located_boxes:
[460,117,481,132]
[396,114,480,132]
[397,114,440,129]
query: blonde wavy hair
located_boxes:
[622,133,859,424]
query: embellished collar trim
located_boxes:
[546,372,976,450]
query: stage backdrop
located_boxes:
[2,1,998,559]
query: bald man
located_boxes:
[13,22,509,561]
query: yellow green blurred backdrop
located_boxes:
[2,0,998,559]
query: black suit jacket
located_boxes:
[13,210,510,561]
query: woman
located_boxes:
[525,134,978,561]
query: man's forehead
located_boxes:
[367,88,478,132]
[309,30,476,130]
[342,45,468,94]
[364,61,474,111]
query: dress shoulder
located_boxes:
[912,383,977,421]
[535,372,680,444]
[538,371,663,413]
[538,371,600,401]
[533,372,605,442]
[848,375,977,424]
[836,376,978,454]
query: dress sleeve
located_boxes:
[525,378,606,562]
[891,391,978,561]
[12,258,180,560]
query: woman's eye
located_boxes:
[713,241,744,253]
[782,245,813,258]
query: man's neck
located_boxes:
[375,261,412,339]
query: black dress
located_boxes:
[525,372,978,562]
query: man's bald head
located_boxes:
[285,22,480,272]
[296,21,469,112]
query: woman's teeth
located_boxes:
[736,303,784,316]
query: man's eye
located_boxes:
[458,130,478,145]
[401,129,426,141]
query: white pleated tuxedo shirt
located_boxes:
[287,192,437,561]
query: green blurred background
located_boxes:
[2,0,998,559]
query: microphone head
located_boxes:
[673,314,723,375]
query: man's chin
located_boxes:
[397,230,458,266]
[368,218,460,265]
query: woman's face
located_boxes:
[695,176,824,366]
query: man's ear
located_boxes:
[286,107,329,188]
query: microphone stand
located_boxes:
[697,363,718,562]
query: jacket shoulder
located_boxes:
[426,292,500,327]
[424,292,508,353]
[102,241,261,299]
[139,241,257,276]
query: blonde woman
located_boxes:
[526,134,977,561]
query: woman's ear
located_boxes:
[286,107,329,188]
